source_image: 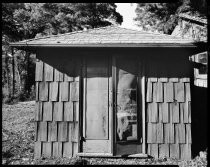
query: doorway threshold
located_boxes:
[76,153,149,158]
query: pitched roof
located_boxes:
[10,25,199,48]
[179,13,207,25]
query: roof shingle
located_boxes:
[10,25,199,48]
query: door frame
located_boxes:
[78,54,146,156]
[112,55,146,155]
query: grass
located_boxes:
[2,101,208,165]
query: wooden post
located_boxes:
[112,55,116,155]
[139,57,146,154]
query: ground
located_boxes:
[2,101,207,166]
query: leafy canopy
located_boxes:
[134,0,207,34]
[2,3,123,41]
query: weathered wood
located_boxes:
[159,103,169,123]
[43,102,53,121]
[186,124,192,143]
[147,123,152,143]
[64,74,74,81]
[75,76,79,82]
[71,82,79,101]
[180,102,188,123]
[44,63,54,81]
[159,78,168,82]
[35,102,42,121]
[169,78,179,82]
[64,101,73,121]
[58,122,68,142]
[74,101,79,122]
[185,82,191,101]
[39,122,48,141]
[147,123,157,143]
[164,123,174,143]
[147,144,158,158]
[53,102,63,121]
[146,81,153,102]
[35,61,43,81]
[147,103,158,123]
[148,78,158,82]
[175,124,185,143]
[159,144,169,158]
[180,78,190,82]
[174,82,185,102]
[153,82,158,102]
[42,142,52,158]
[156,123,163,143]
[63,142,73,157]
[39,82,49,101]
[60,82,69,101]
[54,69,64,81]
[36,82,39,101]
[48,122,57,142]
[51,122,58,141]
[68,123,72,142]
[164,82,174,102]
[154,82,163,102]
[83,140,109,153]
[170,102,180,123]
[180,144,191,160]
[170,144,179,159]
[34,142,42,159]
[73,142,79,156]
[52,142,63,157]
[188,101,191,123]
[49,82,59,101]
[71,123,78,142]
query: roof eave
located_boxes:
[10,42,199,48]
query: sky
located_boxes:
[115,3,141,30]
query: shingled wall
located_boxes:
[34,59,79,158]
[146,77,192,160]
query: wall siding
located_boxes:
[34,59,79,158]
[146,77,192,160]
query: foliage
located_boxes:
[2,3,122,103]
[134,0,207,34]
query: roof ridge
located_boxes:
[24,25,116,42]
[118,26,182,38]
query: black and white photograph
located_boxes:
[2,2,208,165]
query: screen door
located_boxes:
[115,55,142,155]
[82,56,112,153]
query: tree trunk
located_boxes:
[5,52,11,98]
[12,48,15,97]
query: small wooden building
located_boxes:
[10,26,206,160]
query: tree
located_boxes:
[2,3,123,103]
[134,0,207,34]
